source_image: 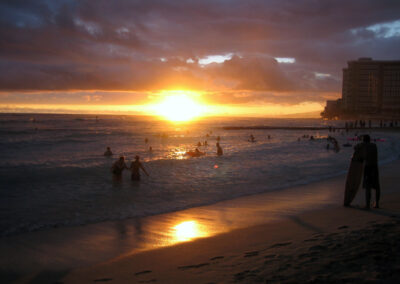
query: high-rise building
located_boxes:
[342,58,400,116]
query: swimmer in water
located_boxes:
[111,156,128,176]
[216,142,223,156]
[104,146,113,156]
[130,155,149,181]
[249,134,255,142]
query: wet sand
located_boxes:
[2,159,400,283]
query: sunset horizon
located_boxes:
[2,1,399,119]
[1,1,400,283]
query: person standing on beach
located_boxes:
[355,135,381,209]
[130,155,149,181]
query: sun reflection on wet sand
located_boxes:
[173,220,209,242]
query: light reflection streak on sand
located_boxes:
[130,184,338,253]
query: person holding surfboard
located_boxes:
[344,135,380,208]
[361,135,380,209]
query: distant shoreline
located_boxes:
[222,125,400,131]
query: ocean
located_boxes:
[1,113,399,237]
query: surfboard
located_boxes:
[344,146,364,206]
[185,151,205,157]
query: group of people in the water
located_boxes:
[105,146,149,181]
[326,136,340,152]
[110,155,149,181]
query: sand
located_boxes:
[3,159,400,283]
[61,198,400,284]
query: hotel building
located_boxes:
[323,58,400,118]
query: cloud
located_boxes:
[0,0,399,106]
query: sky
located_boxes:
[0,0,400,117]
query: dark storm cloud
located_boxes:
[1,0,400,104]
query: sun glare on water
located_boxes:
[153,93,204,122]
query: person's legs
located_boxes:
[365,186,371,209]
[374,187,380,208]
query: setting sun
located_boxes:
[152,93,205,122]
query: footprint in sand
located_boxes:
[135,270,152,276]
[309,245,326,251]
[303,238,319,242]
[338,225,349,229]
[244,251,259,257]
[210,256,224,261]
[94,278,112,282]
[178,263,210,270]
[269,242,292,248]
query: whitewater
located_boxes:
[1,113,399,237]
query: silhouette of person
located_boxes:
[216,142,223,156]
[104,146,113,156]
[111,156,128,176]
[130,155,149,181]
[249,134,255,142]
[355,135,380,209]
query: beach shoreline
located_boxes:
[64,195,400,284]
[2,159,400,283]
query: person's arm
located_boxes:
[140,163,149,176]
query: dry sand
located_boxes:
[4,160,400,284]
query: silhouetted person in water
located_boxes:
[111,156,128,176]
[130,155,149,181]
[216,142,223,156]
[355,135,380,209]
[104,146,113,156]
[249,134,255,142]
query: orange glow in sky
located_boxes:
[0,90,327,118]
